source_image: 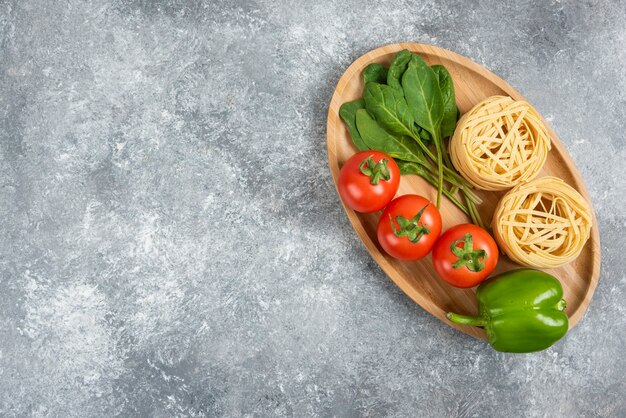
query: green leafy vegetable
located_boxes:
[339,99,368,151]
[432,65,458,139]
[363,63,388,84]
[387,49,412,90]
[402,55,445,206]
[355,109,422,163]
[402,56,444,141]
[363,82,415,137]
[416,126,432,144]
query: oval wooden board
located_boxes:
[327,43,601,340]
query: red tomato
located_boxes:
[337,151,400,213]
[377,195,442,260]
[432,224,499,288]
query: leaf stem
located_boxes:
[409,130,481,205]
[465,195,484,229]
[405,130,484,222]
[440,138,454,169]
[432,133,444,208]
[418,170,469,216]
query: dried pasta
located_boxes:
[492,176,592,268]
[450,96,551,191]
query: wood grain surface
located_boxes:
[326,43,601,340]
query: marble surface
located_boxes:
[1,0,625,416]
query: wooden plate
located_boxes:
[326,43,601,339]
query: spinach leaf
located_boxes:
[432,65,457,139]
[387,49,412,90]
[355,109,422,163]
[339,99,368,151]
[402,55,445,207]
[401,55,444,138]
[416,125,432,145]
[363,63,388,84]
[363,82,415,137]
[397,160,426,176]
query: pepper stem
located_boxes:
[446,312,486,327]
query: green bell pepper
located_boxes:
[447,269,568,353]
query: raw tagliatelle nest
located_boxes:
[492,176,592,268]
[450,96,551,191]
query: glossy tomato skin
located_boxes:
[337,151,400,213]
[377,194,442,260]
[432,224,499,288]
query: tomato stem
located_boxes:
[358,156,391,185]
[390,203,431,243]
[450,233,487,272]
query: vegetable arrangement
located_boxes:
[340,50,484,227]
[335,48,594,354]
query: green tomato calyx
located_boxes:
[390,203,430,243]
[450,233,487,272]
[359,156,391,185]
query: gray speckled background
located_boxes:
[1,0,625,417]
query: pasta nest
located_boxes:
[450,96,551,191]
[492,176,592,268]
